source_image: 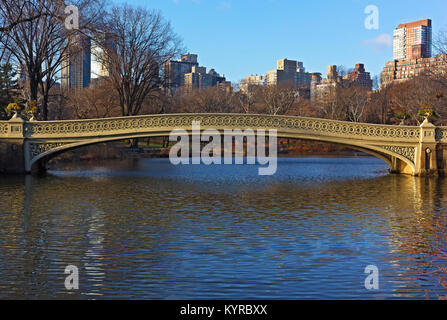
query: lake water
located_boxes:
[0,157,446,299]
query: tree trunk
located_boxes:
[41,91,49,120]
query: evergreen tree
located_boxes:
[0,63,19,119]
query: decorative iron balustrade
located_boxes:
[0,114,422,142]
[0,122,8,135]
[436,127,447,142]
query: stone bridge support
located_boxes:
[417,118,438,176]
[0,114,25,174]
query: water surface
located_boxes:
[0,157,446,299]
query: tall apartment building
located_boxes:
[393,19,432,60]
[183,65,227,92]
[164,54,199,93]
[164,54,227,93]
[266,58,315,88]
[381,19,447,87]
[239,74,267,93]
[61,36,91,90]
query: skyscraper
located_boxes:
[91,35,114,80]
[393,19,432,60]
[61,36,91,90]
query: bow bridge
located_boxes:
[1,113,446,175]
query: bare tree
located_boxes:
[65,79,120,119]
[259,85,299,115]
[367,86,393,124]
[0,0,105,119]
[179,86,235,113]
[336,65,354,78]
[0,0,53,33]
[434,26,447,55]
[315,84,345,120]
[388,74,447,125]
[430,27,447,91]
[99,5,183,117]
[343,85,369,122]
[140,90,178,115]
[236,83,259,114]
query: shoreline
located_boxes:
[48,151,373,167]
[47,140,372,166]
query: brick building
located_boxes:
[381,54,447,86]
[393,19,432,60]
[380,19,447,87]
[344,64,373,88]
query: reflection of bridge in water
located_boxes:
[1,113,447,175]
[1,172,445,298]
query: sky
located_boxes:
[113,0,447,83]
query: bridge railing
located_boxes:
[0,122,8,135]
[436,127,447,143]
[0,113,422,142]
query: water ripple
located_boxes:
[0,157,446,299]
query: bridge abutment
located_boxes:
[435,144,447,176]
[0,139,26,174]
[0,114,26,174]
[390,157,415,175]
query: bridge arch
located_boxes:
[26,128,416,175]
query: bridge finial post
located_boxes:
[419,118,436,143]
[7,112,25,138]
[417,118,438,175]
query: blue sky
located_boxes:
[115,0,447,83]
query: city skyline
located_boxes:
[126,0,447,83]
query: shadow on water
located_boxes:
[0,157,447,299]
